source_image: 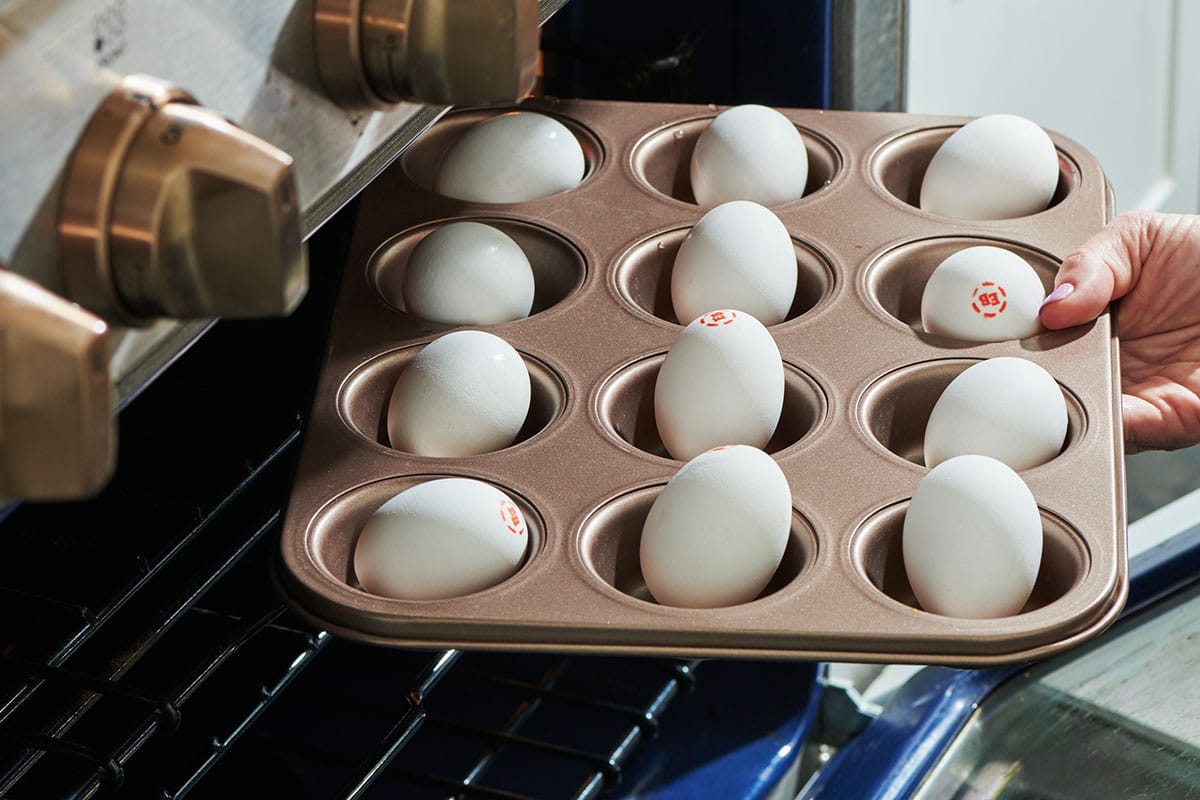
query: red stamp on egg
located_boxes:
[699,310,737,327]
[499,499,525,536]
[971,282,1007,318]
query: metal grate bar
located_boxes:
[325,647,461,799]
[390,768,547,800]
[457,659,700,739]
[410,650,463,703]
[336,648,464,799]
[0,655,180,731]
[0,586,96,624]
[162,630,331,800]
[171,606,288,709]
[427,719,622,780]
[637,660,698,728]
[454,657,574,795]
[97,510,282,685]
[338,708,428,800]
[0,729,124,791]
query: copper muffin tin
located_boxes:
[275,99,1126,665]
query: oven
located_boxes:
[0,2,834,797]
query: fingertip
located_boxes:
[1038,300,1074,330]
[1041,281,1075,307]
[1039,245,1118,328]
[1038,282,1073,329]
[1038,280,1112,329]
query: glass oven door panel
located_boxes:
[912,583,1200,800]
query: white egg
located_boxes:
[671,201,797,326]
[903,454,1042,618]
[640,445,791,608]
[920,114,1059,220]
[925,358,1068,471]
[654,309,784,461]
[400,222,535,325]
[436,112,586,203]
[921,246,1046,342]
[690,104,809,208]
[387,330,531,456]
[354,478,528,600]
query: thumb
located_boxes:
[1039,211,1146,330]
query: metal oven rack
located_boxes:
[0,206,817,800]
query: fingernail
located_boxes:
[1040,282,1075,308]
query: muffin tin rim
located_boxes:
[606,219,843,330]
[854,232,1066,342]
[364,214,592,322]
[397,104,611,202]
[587,349,834,464]
[844,498,1096,626]
[850,354,1092,473]
[862,122,1089,222]
[302,471,550,607]
[569,478,823,613]
[335,340,573,459]
[624,111,849,210]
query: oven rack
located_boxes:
[0,442,701,799]
[0,208,818,800]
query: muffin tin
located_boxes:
[274,99,1126,665]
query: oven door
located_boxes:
[799,514,1200,800]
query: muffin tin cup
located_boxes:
[276,99,1126,665]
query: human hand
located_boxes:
[1039,211,1200,452]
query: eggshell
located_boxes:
[925,357,1068,471]
[921,246,1046,342]
[354,478,528,600]
[671,201,797,325]
[435,112,586,203]
[387,330,531,456]
[400,222,535,325]
[690,104,809,207]
[640,445,792,608]
[919,114,1059,220]
[654,310,784,461]
[902,454,1042,618]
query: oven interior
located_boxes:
[0,198,822,799]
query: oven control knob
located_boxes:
[315,0,538,109]
[0,269,115,501]
[60,74,308,326]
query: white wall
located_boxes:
[905,0,1200,215]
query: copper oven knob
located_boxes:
[59,75,308,326]
[0,269,115,501]
[314,0,538,109]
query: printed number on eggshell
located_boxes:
[700,311,737,327]
[970,282,1008,319]
[499,499,525,536]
